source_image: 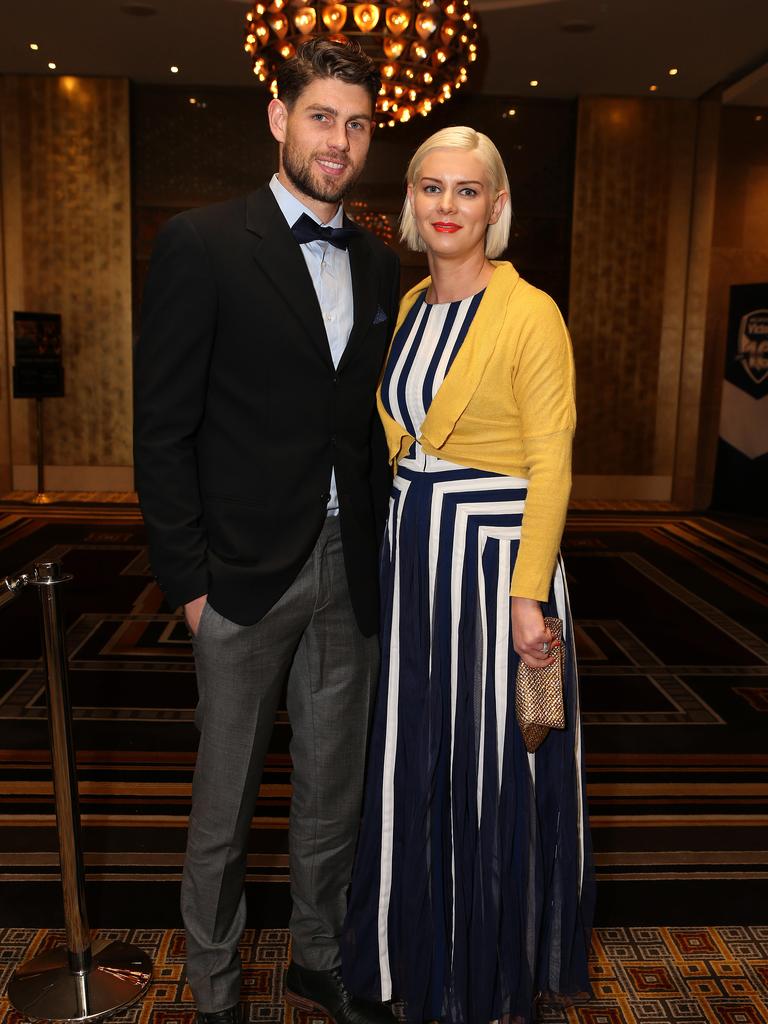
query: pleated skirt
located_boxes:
[342,460,594,1024]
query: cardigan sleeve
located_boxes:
[509,292,576,601]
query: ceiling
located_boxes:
[1,0,767,103]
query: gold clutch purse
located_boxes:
[515,616,566,753]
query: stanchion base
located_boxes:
[7,940,152,1022]
[31,492,53,504]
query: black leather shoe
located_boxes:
[284,961,392,1024]
[196,1006,242,1024]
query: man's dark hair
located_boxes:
[275,38,381,111]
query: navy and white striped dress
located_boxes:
[342,289,593,1024]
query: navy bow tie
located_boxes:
[291,212,358,250]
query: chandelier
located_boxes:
[243,0,479,127]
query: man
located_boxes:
[133,39,399,1024]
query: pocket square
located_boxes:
[373,306,388,326]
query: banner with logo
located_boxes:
[711,284,768,514]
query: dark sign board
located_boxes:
[712,283,768,514]
[12,312,65,398]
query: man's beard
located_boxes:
[282,138,360,206]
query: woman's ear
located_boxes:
[488,190,509,226]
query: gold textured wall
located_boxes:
[568,97,717,503]
[0,75,132,489]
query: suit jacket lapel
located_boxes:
[245,187,333,368]
[338,221,377,373]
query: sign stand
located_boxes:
[33,397,52,504]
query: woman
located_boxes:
[342,127,594,1024]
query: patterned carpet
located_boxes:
[0,504,767,930]
[0,927,767,1024]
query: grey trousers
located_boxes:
[181,516,378,1011]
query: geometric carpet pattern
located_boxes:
[1,504,767,927]
[1,926,767,1024]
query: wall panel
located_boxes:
[568,97,702,493]
[0,75,132,489]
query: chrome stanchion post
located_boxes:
[35,561,91,973]
[6,560,152,1021]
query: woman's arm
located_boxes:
[508,292,576,666]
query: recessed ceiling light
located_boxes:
[48,61,57,70]
[502,107,517,118]
[668,67,679,76]
[529,79,539,88]
[29,42,39,51]
[170,65,179,73]
[649,84,658,92]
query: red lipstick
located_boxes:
[433,222,461,232]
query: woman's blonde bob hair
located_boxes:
[399,126,512,259]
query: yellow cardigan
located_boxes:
[377,261,576,601]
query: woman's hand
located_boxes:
[511,596,557,669]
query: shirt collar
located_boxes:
[269,173,345,230]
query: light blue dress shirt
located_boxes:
[269,174,354,516]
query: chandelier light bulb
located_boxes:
[383,36,405,58]
[353,3,381,30]
[269,14,288,37]
[385,7,411,35]
[415,12,437,37]
[322,4,348,30]
[293,7,317,33]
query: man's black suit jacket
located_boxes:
[133,185,400,636]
